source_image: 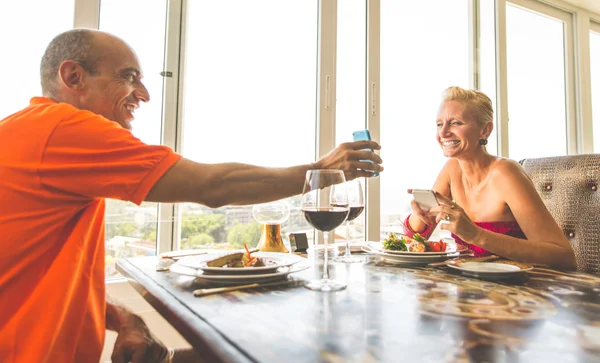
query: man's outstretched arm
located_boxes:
[146,140,383,207]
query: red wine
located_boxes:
[346,206,364,221]
[332,204,364,221]
[302,207,349,232]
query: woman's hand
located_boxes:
[407,189,435,225]
[429,191,482,243]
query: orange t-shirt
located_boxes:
[0,97,181,362]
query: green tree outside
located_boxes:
[181,233,215,249]
[227,222,261,249]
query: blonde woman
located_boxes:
[403,86,576,270]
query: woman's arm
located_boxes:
[476,160,576,269]
[407,159,453,237]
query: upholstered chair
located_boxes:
[520,154,600,275]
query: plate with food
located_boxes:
[176,244,304,275]
[446,260,533,280]
[375,232,468,256]
[361,246,448,265]
[169,261,311,285]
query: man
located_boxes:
[0,29,383,363]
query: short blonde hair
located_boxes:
[441,86,493,125]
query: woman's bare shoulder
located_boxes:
[490,158,531,185]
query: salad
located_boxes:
[382,232,447,253]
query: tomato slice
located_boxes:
[438,240,447,252]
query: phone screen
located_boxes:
[352,130,379,177]
[411,189,439,210]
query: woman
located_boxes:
[403,86,576,270]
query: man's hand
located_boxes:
[313,140,383,180]
[111,313,169,363]
[107,297,169,363]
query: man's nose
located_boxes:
[134,82,150,103]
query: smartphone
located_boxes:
[411,189,439,211]
[352,129,379,177]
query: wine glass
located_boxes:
[333,178,364,263]
[301,170,349,292]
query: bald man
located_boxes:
[0,28,383,363]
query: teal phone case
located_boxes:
[352,130,379,177]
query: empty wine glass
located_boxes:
[301,170,349,292]
[333,178,365,263]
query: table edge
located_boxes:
[116,258,255,363]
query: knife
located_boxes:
[159,250,208,260]
[193,279,300,297]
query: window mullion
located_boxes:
[575,13,594,153]
[73,0,100,28]
[495,0,510,158]
[469,0,479,89]
[157,0,184,253]
[366,0,380,242]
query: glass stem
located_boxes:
[322,231,329,280]
[345,220,351,257]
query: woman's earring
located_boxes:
[479,139,488,145]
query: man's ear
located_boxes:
[58,60,85,91]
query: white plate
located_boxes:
[362,246,449,266]
[177,252,304,275]
[365,243,463,259]
[169,261,310,285]
[447,261,533,280]
[369,241,468,256]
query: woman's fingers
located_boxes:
[410,200,433,224]
[433,191,454,206]
[433,205,456,224]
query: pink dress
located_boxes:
[452,221,526,257]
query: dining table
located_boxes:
[116,252,600,363]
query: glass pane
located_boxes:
[99,0,167,277]
[0,0,74,119]
[336,1,366,242]
[479,0,498,156]
[380,0,470,240]
[506,3,567,161]
[179,1,318,250]
[590,29,600,152]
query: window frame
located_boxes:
[505,0,576,157]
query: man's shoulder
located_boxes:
[2,97,85,128]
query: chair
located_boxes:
[520,154,600,275]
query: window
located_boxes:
[478,0,499,156]
[335,1,367,243]
[99,0,168,277]
[0,0,74,119]
[505,2,571,161]
[178,0,318,250]
[379,0,470,239]
[590,23,600,152]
